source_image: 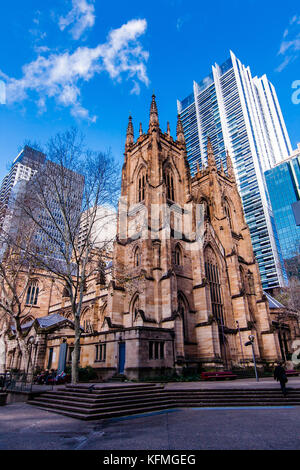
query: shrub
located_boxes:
[78,366,97,382]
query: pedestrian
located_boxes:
[274,362,288,397]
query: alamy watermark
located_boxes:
[117,198,205,251]
[292,80,300,104]
[292,339,300,366]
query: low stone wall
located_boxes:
[0,392,8,405]
[6,391,43,404]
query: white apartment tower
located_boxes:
[177,51,292,290]
[0,146,46,225]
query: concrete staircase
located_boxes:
[28,384,300,420]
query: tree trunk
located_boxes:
[0,332,7,374]
[72,315,81,384]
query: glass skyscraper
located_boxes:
[177,51,291,290]
[265,148,300,278]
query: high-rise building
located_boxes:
[0,146,84,261]
[265,145,300,278]
[0,146,46,226]
[177,51,292,290]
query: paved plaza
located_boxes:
[1,377,300,450]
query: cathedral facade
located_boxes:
[3,96,286,379]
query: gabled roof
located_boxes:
[36,313,71,328]
[263,291,285,309]
[11,313,74,334]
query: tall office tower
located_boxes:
[177,51,292,290]
[0,146,84,261]
[265,145,300,279]
[0,146,46,226]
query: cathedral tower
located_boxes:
[103,95,280,378]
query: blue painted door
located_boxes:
[57,342,68,374]
[118,342,126,374]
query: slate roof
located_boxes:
[11,313,72,332]
[263,291,285,309]
[36,313,71,328]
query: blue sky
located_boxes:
[0,0,299,180]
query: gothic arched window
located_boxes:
[131,295,139,322]
[178,294,188,340]
[247,270,255,295]
[204,247,224,326]
[134,246,141,267]
[200,198,210,222]
[138,171,146,202]
[26,280,39,306]
[175,244,182,266]
[164,170,175,201]
[97,259,106,285]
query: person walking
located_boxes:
[274,362,288,397]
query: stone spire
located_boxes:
[207,137,217,170]
[149,94,159,129]
[139,122,143,137]
[176,114,185,144]
[220,159,225,176]
[226,149,235,180]
[126,115,134,147]
[167,121,170,137]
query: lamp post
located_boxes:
[245,334,259,382]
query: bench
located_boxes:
[285,370,300,377]
[201,371,237,381]
[47,374,71,385]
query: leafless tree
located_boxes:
[0,220,47,375]
[2,128,120,383]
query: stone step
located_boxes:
[64,383,159,392]
[28,399,175,420]
[34,395,174,409]
[28,403,176,421]
[45,387,165,400]
[28,386,300,421]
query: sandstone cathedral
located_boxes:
[3,95,291,379]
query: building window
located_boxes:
[205,247,224,326]
[138,172,146,202]
[97,259,106,285]
[67,346,81,363]
[26,280,39,305]
[95,343,106,362]
[63,284,71,298]
[175,245,182,266]
[131,295,139,323]
[149,341,165,360]
[165,171,175,201]
[134,246,141,267]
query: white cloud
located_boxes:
[277,15,300,71]
[176,14,191,32]
[130,80,140,95]
[59,0,96,40]
[1,19,149,121]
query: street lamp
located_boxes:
[245,334,259,382]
